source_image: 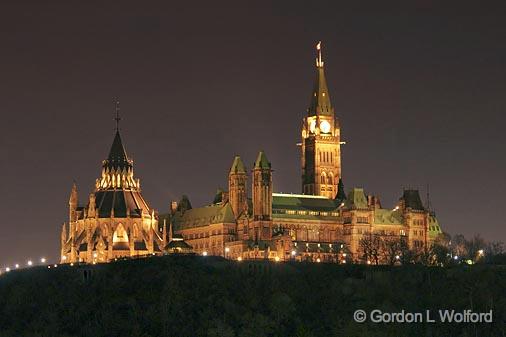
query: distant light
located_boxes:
[93,253,98,258]
[40,258,46,263]
[152,253,155,256]
[47,266,51,269]
[225,247,230,253]
[291,250,296,256]
[275,256,280,262]
[54,264,58,268]
[237,256,242,262]
[5,267,10,272]
[70,263,74,266]
[27,260,33,266]
[454,255,459,260]
[395,255,400,260]
[92,261,96,265]
[62,255,67,261]
[342,253,347,257]
[367,260,371,265]
[15,264,19,269]
[342,260,347,264]
[316,258,321,263]
[202,251,208,256]
[340,244,344,249]
[478,249,484,256]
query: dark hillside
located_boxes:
[0,256,504,337]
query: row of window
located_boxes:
[274,209,339,217]
[318,150,337,164]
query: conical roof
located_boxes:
[308,42,334,116]
[254,151,271,169]
[230,156,246,174]
[104,131,132,169]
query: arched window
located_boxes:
[113,224,129,244]
[321,172,327,184]
[328,172,334,185]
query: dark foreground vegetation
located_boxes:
[0,256,505,337]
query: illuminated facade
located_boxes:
[59,43,443,264]
[60,127,166,263]
[161,43,443,263]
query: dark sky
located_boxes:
[1,1,505,266]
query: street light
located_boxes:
[27,260,33,266]
[15,264,19,269]
[5,267,10,272]
[40,257,46,263]
[202,251,208,256]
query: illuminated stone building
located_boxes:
[60,121,167,263]
[60,43,443,264]
[161,43,443,263]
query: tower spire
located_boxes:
[316,41,323,68]
[114,99,121,132]
[308,41,333,116]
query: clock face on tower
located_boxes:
[320,120,331,133]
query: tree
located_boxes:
[359,234,382,264]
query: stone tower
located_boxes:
[301,41,342,198]
[252,151,273,241]
[228,156,247,218]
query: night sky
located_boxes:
[1,1,505,265]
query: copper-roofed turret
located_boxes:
[308,41,334,117]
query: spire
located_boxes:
[335,177,346,201]
[114,99,121,132]
[308,41,333,116]
[230,156,246,174]
[254,151,271,169]
[69,182,78,205]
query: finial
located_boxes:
[316,41,324,68]
[114,98,121,132]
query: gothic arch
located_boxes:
[113,223,129,245]
[321,172,327,184]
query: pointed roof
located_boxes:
[344,188,368,209]
[308,42,334,116]
[254,151,271,169]
[335,177,346,201]
[69,182,78,204]
[401,189,425,211]
[104,130,131,169]
[230,156,246,174]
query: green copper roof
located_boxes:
[335,177,346,201]
[308,44,334,117]
[212,188,224,204]
[230,156,246,174]
[344,188,368,209]
[428,215,443,238]
[254,151,271,169]
[171,203,236,230]
[271,193,340,220]
[374,208,403,225]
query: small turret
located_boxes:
[228,156,247,218]
[252,151,272,221]
[69,182,78,223]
